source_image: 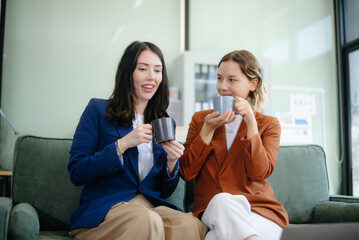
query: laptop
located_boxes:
[280,222,359,240]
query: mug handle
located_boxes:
[232,99,238,113]
[172,118,176,130]
[151,121,156,138]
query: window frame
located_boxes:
[335,0,359,195]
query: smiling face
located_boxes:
[216,60,257,99]
[132,49,163,109]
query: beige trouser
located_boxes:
[70,195,207,240]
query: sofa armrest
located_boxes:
[313,196,359,223]
[8,203,40,240]
[329,194,359,203]
[0,197,12,240]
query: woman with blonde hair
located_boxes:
[180,50,289,240]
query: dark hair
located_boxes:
[105,41,169,126]
[219,50,266,110]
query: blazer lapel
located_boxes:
[212,125,228,169]
[221,112,263,172]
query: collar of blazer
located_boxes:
[211,111,264,172]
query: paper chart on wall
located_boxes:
[275,112,312,144]
[272,85,325,148]
[290,93,316,115]
[276,93,315,143]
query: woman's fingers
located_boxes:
[163,141,184,155]
[162,141,184,160]
[205,111,220,121]
[125,124,153,146]
[220,109,236,124]
[233,97,256,124]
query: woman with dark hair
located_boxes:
[105,41,170,126]
[68,41,207,240]
[180,50,289,240]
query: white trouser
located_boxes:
[201,193,283,240]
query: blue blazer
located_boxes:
[68,98,180,230]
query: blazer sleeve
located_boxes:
[68,99,124,186]
[240,116,281,181]
[180,111,213,181]
[161,161,180,199]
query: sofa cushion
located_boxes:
[12,136,82,230]
[38,231,72,240]
[165,178,185,211]
[267,145,330,223]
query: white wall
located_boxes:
[0,0,181,169]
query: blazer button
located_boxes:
[113,166,119,171]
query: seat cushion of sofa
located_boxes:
[38,231,72,240]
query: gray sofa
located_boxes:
[1,135,359,239]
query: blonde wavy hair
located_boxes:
[219,50,266,111]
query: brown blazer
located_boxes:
[180,110,289,228]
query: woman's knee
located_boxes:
[177,213,208,238]
[208,192,234,209]
[211,192,232,203]
[138,208,164,229]
[208,193,250,214]
[127,208,165,239]
[114,207,164,234]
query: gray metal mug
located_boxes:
[213,96,235,116]
[151,117,176,144]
